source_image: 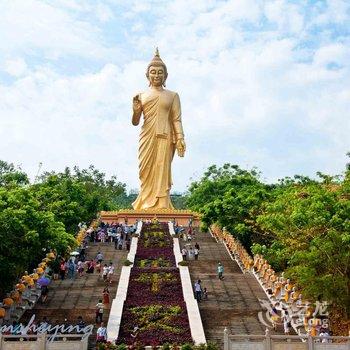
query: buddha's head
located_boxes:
[146,48,168,87]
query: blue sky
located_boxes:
[0,0,349,191]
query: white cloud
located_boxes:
[313,43,349,67]
[0,0,116,60]
[3,58,28,77]
[0,0,350,193]
[96,3,114,22]
[313,0,350,25]
[0,62,141,186]
[264,0,304,34]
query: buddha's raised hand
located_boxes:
[133,94,142,113]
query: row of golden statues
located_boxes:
[211,225,325,336]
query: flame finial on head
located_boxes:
[148,47,165,67]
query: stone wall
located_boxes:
[0,334,88,350]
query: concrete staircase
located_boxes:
[21,241,127,349]
[181,231,283,348]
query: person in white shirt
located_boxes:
[181,248,188,261]
[282,310,291,334]
[96,321,107,343]
[194,279,202,302]
[107,229,114,242]
[194,247,199,260]
[188,247,195,260]
[95,300,104,323]
[107,262,115,283]
[102,264,109,282]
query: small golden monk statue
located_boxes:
[132,49,186,210]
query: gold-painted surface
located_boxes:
[101,209,199,215]
[131,48,186,210]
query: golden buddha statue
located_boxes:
[132,48,186,210]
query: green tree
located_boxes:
[256,173,350,316]
[187,160,350,323]
[35,166,126,233]
[171,192,187,209]
[0,161,127,297]
[0,160,29,186]
[186,164,270,249]
[0,185,75,297]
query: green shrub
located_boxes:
[200,222,208,232]
[206,341,219,350]
[123,259,133,266]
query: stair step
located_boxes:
[180,231,285,348]
[19,241,128,349]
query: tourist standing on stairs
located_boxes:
[96,252,104,263]
[188,225,192,237]
[59,260,67,280]
[203,287,208,300]
[114,233,120,250]
[40,285,49,304]
[188,217,193,228]
[194,279,202,302]
[102,264,109,282]
[181,247,188,260]
[195,242,200,251]
[194,246,199,260]
[282,310,291,335]
[126,238,131,251]
[107,262,115,284]
[77,260,84,277]
[270,305,280,331]
[103,287,110,304]
[96,321,107,344]
[217,262,224,280]
[95,299,104,323]
[188,246,195,260]
[67,259,76,279]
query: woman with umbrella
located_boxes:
[37,277,50,304]
[41,285,49,304]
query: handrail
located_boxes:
[227,334,350,340]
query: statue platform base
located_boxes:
[100,209,200,226]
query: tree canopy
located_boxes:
[186,164,272,248]
[0,161,127,298]
[186,161,350,320]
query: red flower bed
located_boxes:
[116,223,192,346]
[125,268,183,306]
[134,247,176,267]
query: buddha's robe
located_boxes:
[133,89,184,210]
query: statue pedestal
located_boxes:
[100,209,200,226]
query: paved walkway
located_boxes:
[19,229,282,348]
[21,241,127,349]
[181,231,283,347]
